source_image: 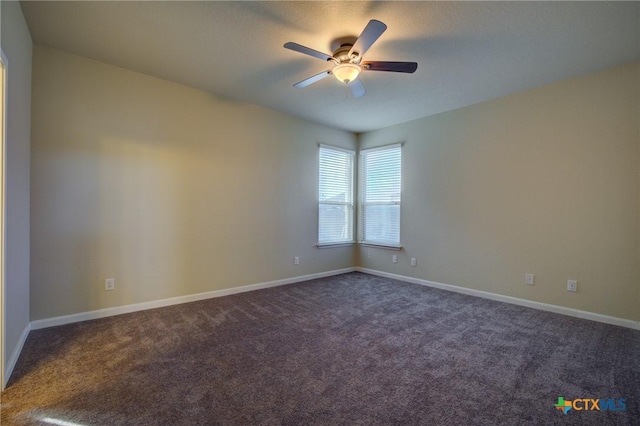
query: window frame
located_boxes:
[358,143,402,250]
[317,144,356,248]
[0,49,7,390]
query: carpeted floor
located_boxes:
[1,272,638,425]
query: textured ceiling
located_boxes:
[20,1,640,133]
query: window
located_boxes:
[318,145,355,246]
[358,144,402,248]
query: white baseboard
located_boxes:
[31,267,356,330]
[3,322,31,389]
[356,267,640,331]
[15,265,638,386]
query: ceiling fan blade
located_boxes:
[350,79,366,98]
[362,61,418,73]
[284,42,333,62]
[348,20,387,59]
[293,70,332,88]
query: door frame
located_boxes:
[1,48,8,390]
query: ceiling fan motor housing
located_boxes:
[332,44,360,64]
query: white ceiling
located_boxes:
[20,1,640,133]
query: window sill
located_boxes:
[358,242,402,251]
[316,242,355,249]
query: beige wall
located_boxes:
[359,62,640,322]
[28,44,640,323]
[1,1,32,382]
[30,45,356,320]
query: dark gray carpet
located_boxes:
[1,272,638,425]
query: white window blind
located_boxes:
[318,145,355,245]
[359,144,402,247]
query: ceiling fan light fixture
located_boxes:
[332,63,361,84]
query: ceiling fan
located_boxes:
[284,19,418,98]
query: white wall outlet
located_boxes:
[294,256,299,265]
[392,255,398,263]
[525,273,535,285]
[567,279,577,292]
[410,258,417,267]
[105,278,115,291]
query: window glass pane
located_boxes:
[362,148,401,203]
[318,204,353,244]
[319,148,352,203]
[363,205,400,245]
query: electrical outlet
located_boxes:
[567,279,577,292]
[410,258,417,267]
[525,273,535,285]
[105,278,115,291]
[392,255,398,263]
[294,256,299,265]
